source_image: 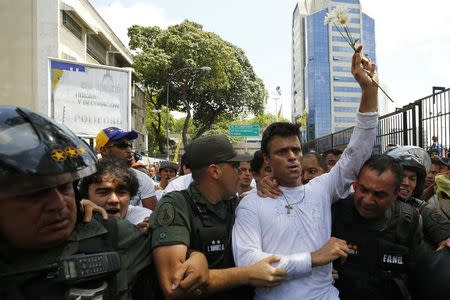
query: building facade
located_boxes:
[292,0,380,140]
[0,0,148,152]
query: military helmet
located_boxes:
[0,106,97,199]
[384,145,431,198]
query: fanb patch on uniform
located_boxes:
[157,203,175,226]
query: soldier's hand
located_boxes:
[257,176,281,199]
[311,237,349,267]
[80,199,108,222]
[245,255,287,287]
[177,251,209,293]
[436,237,450,251]
[136,217,150,233]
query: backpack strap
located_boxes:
[394,201,418,246]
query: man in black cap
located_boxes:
[150,135,287,300]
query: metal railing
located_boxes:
[303,88,450,155]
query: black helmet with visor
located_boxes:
[0,106,97,199]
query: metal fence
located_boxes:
[303,88,450,155]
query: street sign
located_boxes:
[229,124,260,137]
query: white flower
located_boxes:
[323,10,336,25]
[334,6,350,26]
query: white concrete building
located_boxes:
[0,0,147,151]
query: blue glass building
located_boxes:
[291,0,376,140]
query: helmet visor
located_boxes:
[0,106,97,198]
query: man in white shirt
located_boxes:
[163,173,193,194]
[232,46,379,300]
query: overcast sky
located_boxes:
[90,0,450,119]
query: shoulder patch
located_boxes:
[157,202,175,226]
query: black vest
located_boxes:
[181,190,253,300]
[332,195,418,300]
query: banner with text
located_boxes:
[50,60,130,137]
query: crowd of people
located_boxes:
[1,46,450,299]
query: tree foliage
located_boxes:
[129,20,267,150]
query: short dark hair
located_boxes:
[359,154,403,191]
[191,166,208,182]
[323,148,343,157]
[179,152,191,175]
[250,150,264,173]
[303,152,327,171]
[431,157,441,166]
[79,159,139,199]
[261,122,301,155]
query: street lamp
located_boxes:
[165,66,211,160]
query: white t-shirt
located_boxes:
[126,205,152,225]
[232,112,379,300]
[130,168,156,206]
[163,174,193,194]
[155,189,164,201]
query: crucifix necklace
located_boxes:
[282,185,306,214]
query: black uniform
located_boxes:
[332,194,423,300]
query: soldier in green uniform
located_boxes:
[150,135,287,299]
[0,106,152,299]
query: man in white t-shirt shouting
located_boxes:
[232,46,379,300]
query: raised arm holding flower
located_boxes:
[324,6,394,103]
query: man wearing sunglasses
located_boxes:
[95,127,157,210]
[150,135,287,299]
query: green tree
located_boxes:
[129,20,267,148]
[144,90,176,156]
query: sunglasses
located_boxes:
[107,141,133,150]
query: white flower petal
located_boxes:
[334,6,350,25]
[323,11,337,25]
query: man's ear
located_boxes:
[263,152,270,165]
[99,146,107,157]
[352,180,358,190]
[208,164,221,179]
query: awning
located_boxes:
[59,0,101,34]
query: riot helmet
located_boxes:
[0,106,97,199]
[384,145,431,198]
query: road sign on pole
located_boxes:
[229,124,260,137]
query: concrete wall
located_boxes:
[36,0,59,115]
[59,22,86,62]
[0,0,37,108]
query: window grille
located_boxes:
[87,35,107,65]
[62,12,82,40]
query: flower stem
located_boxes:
[371,79,395,103]
[332,23,395,103]
[333,24,356,51]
